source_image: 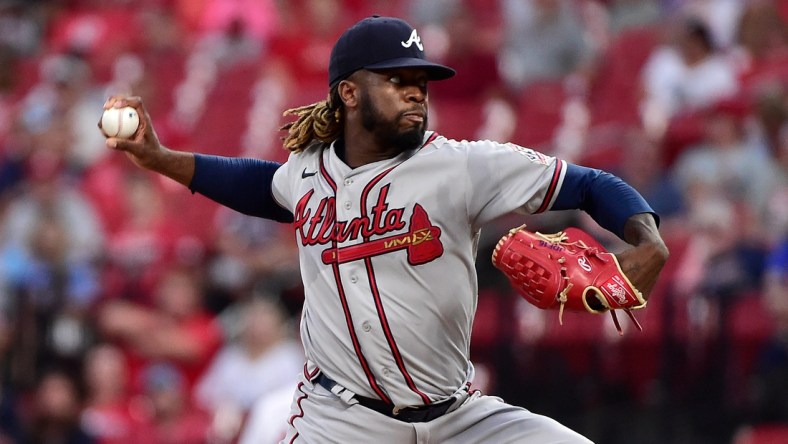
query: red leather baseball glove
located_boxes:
[492,225,647,334]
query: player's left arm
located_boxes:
[616,213,669,301]
[552,164,669,299]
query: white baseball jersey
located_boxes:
[271,131,566,408]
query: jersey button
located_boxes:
[361,321,371,332]
[349,275,358,283]
[344,201,351,210]
[344,178,353,186]
[382,367,391,377]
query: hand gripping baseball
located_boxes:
[99,96,195,186]
[492,225,647,334]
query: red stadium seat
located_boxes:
[471,289,506,353]
[432,98,486,142]
[733,424,788,444]
[141,50,188,118]
[575,124,626,170]
[539,310,605,376]
[512,80,566,148]
[728,292,776,390]
[588,26,661,126]
[191,62,259,156]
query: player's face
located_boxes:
[358,68,429,151]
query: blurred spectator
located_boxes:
[764,237,788,336]
[188,3,273,74]
[265,0,349,104]
[672,197,767,338]
[0,149,101,384]
[6,209,98,380]
[748,83,787,163]
[0,2,43,57]
[101,54,152,109]
[195,294,302,408]
[78,154,129,240]
[101,172,184,304]
[127,362,211,444]
[758,111,788,245]
[22,369,94,444]
[498,0,598,92]
[197,0,280,47]
[672,98,779,220]
[0,311,22,444]
[676,0,744,49]
[735,0,788,88]
[690,205,766,304]
[640,17,739,137]
[425,4,514,142]
[80,344,135,444]
[0,42,24,207]
[98,266,222,393]
[749,237,788,424]
[19,52,109,170]
[0,44,20,148]
[407,0,463,26]
[664,195,770,443]
[237,383,296,444]
[194,293,303,441]
[0,152,104,265]
[428,5,503,103]
[45,0,144,83]
[607,0,661,34]
[207,206,299,306]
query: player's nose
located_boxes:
[403,84,427,103]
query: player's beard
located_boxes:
[360,90,426,151]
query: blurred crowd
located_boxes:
[0,0,785,443]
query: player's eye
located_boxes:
[389,75,401,84]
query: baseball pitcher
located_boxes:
[100,16,668,444]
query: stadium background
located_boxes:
[0,0,786,443]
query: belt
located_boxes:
[315,373,455,423]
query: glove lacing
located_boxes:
[536,231,643,335]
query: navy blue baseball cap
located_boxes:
[328,16,456,86]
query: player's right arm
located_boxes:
[102,96,293,222]
[101,96,195,185]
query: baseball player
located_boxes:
[101,16,668,444]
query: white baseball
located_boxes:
[101,106,140,139]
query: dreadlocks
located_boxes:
[281,85,343,153]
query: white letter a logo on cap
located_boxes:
[401,29,423,51]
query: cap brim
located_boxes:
[364,57,456,81]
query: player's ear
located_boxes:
[338,79,359,108]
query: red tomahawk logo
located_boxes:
[321,204,443,265]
